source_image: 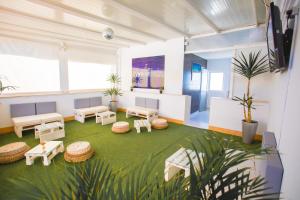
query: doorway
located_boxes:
[183,53,232,129]
[182,54,209,129]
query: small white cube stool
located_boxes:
[134,119,151,133]
[96,111,116,125]
[35,122,65,142]
[164,147,202,181]
[25,141,64,166]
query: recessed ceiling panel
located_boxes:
[190,0,257,30]
[115,0,215,35]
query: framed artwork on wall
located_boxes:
[132,55,165,89]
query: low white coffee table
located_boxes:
[96,111,116,125]
[35,122,65,142]
[134,119,151,133]
[164,147,203,181]
[25,141,64,166]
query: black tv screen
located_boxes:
[267,2,286,72]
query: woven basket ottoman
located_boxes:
[0,142,30,164]
[152,118,168,129]
[112,121,130,133]
[64,141,94,163]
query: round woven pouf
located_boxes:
[112,121,130,133]
[64,141,94,163]
[152,118,168,129]
[0,142,30,164]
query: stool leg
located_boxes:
[43,155,51,166]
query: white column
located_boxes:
[59,47,69,92]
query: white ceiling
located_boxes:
[0,0,267,50]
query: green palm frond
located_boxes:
[104,88,122,97]
[233,51,269,80]
[186,134,278,199]
[0,78,16,94]
[105,74,122,99]
[107,74,121,84]
[7,135,278,200]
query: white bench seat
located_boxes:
[74,106,108,123]
[126,106,158,121]
[12,113,64,138]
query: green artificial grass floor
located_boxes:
[0,112,261,199]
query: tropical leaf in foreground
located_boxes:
[186,135,277,199]
[7,135,278,200]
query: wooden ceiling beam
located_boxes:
[0,32,118,51]
[190,24,265,39]
[107,0,188,37]
[252,0,259,26]
[27,0,166,41]
[0,7,146,46]
[0,22,126,49]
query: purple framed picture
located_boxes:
[132,55,165,89]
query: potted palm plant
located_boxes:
[104,74,122,112]
[0,75,16,94]
[233,51,269,144]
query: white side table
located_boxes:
[134,119,151,133]
[35,122,65,142]
[164,148,203,181]
[25,141,64,166]
[96,111,116,125]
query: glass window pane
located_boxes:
[68,62,112,90]
[209,73,224,91]
[0,54,60,93]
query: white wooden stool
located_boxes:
[25,141,64,166]
[134,119,151,133]
[164,147,202,181]
[35,122,65,142]
[96,111,116,125]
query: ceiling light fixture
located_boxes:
[102,28,114,40]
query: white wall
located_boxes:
[268,0,300,198]
[117,37,191,121]
[207,58,232,107]
[231,45,274,102]
[209,98,269,134]
[118,37,185,95]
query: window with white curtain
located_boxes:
[209,72,224,91]
[68,62,112,90]
[0,54,60,93]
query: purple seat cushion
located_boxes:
[36,102,56,114]
[90,97,102,107]
[146,98,159,110]
[74,98,90,109]
[135,97,146,107]
[10,103,36,118]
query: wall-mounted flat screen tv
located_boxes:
[267,2,293,72]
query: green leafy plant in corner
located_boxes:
[7,134,277,200]
[104,73,122,102]
[232,51,269,123]
[0,75,16,94]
